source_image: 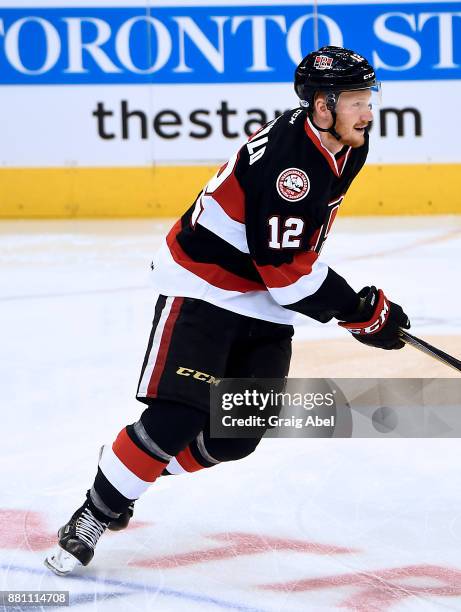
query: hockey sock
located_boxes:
[90,428,168,516]
[163,432,219,474]
[90,400,206,515]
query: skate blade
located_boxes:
[44,546,80,576]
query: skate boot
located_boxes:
[44,501,108,576]
[107,466,172,531]
[107,501,135,531]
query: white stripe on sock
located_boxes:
[165,457,187,475]
[99,445,151,499]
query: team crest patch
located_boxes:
[276,168,310,202]
[314,55,333,70]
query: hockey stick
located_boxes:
[399,329,461,374]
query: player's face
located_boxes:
[335,90,373,148]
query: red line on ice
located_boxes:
[130,532,356,569]
[0,508,151,552]
[260,564,461,610]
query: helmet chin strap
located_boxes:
[310,111,342,141]
[309,91,342,141]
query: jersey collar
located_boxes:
[304,116,351,178]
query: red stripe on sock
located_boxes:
[147,296,184,398]
[176,446,205,473]
[112,428,166,482]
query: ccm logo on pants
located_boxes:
[176,367,218,385]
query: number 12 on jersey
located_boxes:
[268,197,343,253]
[268,216,304,249]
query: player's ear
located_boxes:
[313,93,328,116]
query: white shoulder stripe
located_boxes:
[197,194,249,254]
[267,261,329,305]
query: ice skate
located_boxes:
[96,445,135,531]
[107,467,174,530]
[44,501,108,576]
[105,462,175,531]
[107,501,134,531]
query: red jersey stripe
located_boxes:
[304,118,352,178]
[167,221,265,293]
[210,170,246,223]
[147,297,184,397]
[112,428,166,482]
[176,446,205,473]
[256,250,319,288]
[336,147,351,174]
[304,119,338,176]
[325,205,339,237]
[205,152,245,223]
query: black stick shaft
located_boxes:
[399,330,461,374]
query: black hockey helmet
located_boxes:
[295,46,378,107]
[294,46,379,139]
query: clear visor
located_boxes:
[335,82,382,116]
[369,82,382,108]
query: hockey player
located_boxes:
[45,46,410,575]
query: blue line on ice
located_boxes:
[1,564,267,612]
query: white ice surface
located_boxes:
[1,216,461,611]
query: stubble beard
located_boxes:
[338,127,367,149]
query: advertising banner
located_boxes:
[0,0,459,217]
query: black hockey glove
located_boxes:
[338,286,410,350]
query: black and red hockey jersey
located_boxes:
[151,108,368,325]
